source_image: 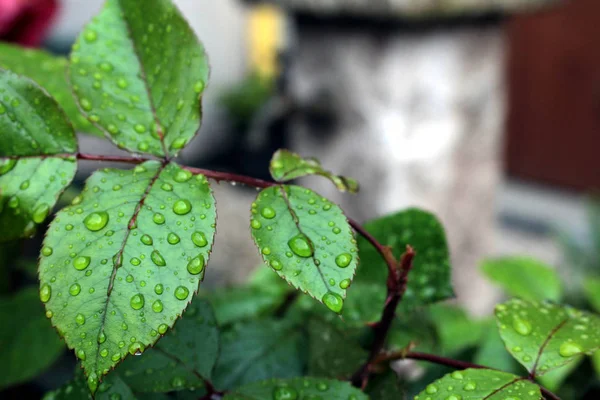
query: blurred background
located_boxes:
[1,0,599,397]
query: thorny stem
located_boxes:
[373,351,561,400]
[350,246,415,389]
[74,153,561,400]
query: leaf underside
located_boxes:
[270,149,359,193]
[224,377,368,400]
[38,161,216,389]
[495,298,600,376]
[0,69,77,241]
[415,369,541,400]
[69,0,209,157]
[0,42,101,136]
[250,185,359,314]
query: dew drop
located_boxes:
[117,78,129,89]
[174,286,189,300]
[173,199,192,215]
[463,382,476,391]
[69,283,81,296]
[261,206,276,219]
[194,80,205,94]
[158,323,168,334]
[98,331,106,344]
[152,300,163,313]
[153,213,165,224]
[171,138,187,150]
[322,292,343,313]
[42,246,53,256]
[84,29,97,42]
[74,256,91,271]
[161,183,173,191]
[141,234,153,245]
[335,253,352,268]
[187,255,205,275]
[251,219,262,230]
[0,159,17,175]
[76,313,86,325]
[167,232,180,245]
[512,317,532,336]
[174,169,192,183]
[425,384,438,394]
[151,250,166,267]
[270,259,283,271]
[84,211,109,231]
[32,203,50,224]
[339,279,350,289]
[272,386,298,400]
[154,284,164,295]
[77,349,86,360]
[192,231,208,247]
[559,341,583,357]
[87,372,99,393]
[171,376,186,388]
[287,234,313,258]
[130,294,145,310]
[81,98,93,111]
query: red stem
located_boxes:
[76,152,152,164]
[350,247,415,389]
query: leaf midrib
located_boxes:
[114,0,168,157]
[278,185,329,293]
[93,162,166,369]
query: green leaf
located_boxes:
[0,69,77,241]
[38,161,216,391]
[387,310,438,354]
[414,369,541,400]
[0,42,101,136]
[270,149,359,193]
[69,0,209,157]
[307,318,367,379]
[583,276,600,313]
[537,359,582,392]
[355,209,453,312]
[495,298,600,376]
[0,288,64,389]
[224,377,368,400]
[592,350,600,378]
[116,297,218,392]
[481,256,562,302]
[44,371,170,400]
[429,304,484,356]
[207,286,290,327]
[213,319,305,390]
[474,320,519,373]
[365,370,404,400]
[250,185,358,314]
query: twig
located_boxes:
[77,152,151,164]
[350,246,415,389]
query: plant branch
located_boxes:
[350,246,415,389]
[76,152,151,164]
[374,351,561,400]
